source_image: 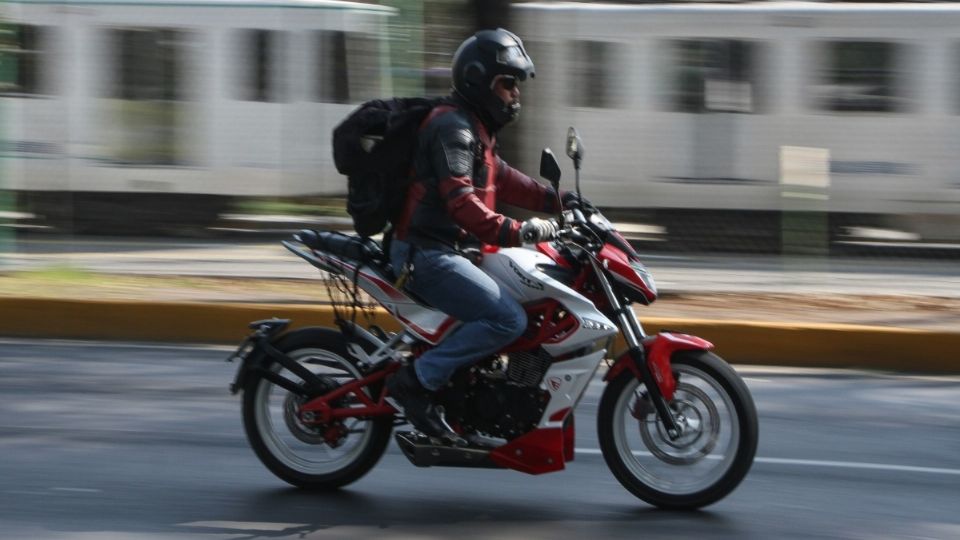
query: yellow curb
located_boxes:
[2,298,958,373]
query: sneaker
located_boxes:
[387,365,461,443]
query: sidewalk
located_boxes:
[0,272,957,372]
[1,231,958,372]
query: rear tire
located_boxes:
[242,327,393,490]
[597,350,758,509]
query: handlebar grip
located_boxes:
[558,228,590,245]
[572,208,587,224]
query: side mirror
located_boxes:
[539,148,562,189]
[566,126,584,163]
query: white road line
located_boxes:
[179,521,310,532]
[574,449,960,476]
[753,457,960,476]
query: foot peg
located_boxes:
[405,430,468,448]
[395,431,501,469]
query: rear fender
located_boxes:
[603,332,714,400]
[228,319,291,394]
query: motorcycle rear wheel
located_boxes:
[597,350,758,509]
[242,327,393,490]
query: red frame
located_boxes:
[299,363,400,424]
[502,299,580,353]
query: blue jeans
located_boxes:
[390,239,527,391]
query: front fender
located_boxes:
[603,332,714,400]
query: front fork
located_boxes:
[588,258,684,439]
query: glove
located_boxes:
[519,217,557,243]
[562,191,595,211]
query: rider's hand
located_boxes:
[520,217,557,243]
[562,192,595,212]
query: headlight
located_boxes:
[630,261,658,297]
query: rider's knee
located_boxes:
[501,302,528,341]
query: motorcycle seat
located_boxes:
[295,229,443,311]
[295,229,394,278]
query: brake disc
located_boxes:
[638,383,720,465]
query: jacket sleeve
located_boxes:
[495,157,562,214]
[430,123,522,246]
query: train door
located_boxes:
[653,37,779,248]
[672,39,759,182]
[106,27,198,167]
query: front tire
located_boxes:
[598,350,758,509]
[242,327,393,490]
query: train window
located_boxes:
[111,29,185,101]
[315,31,381,104]
[238,29,284,102]
[315,31,349,103]
[569,40,618,108]
[666,39,759,114]
[347,33,382,103]
[816,41,900,113]
[0,24,48,96]
[109,28,191,165]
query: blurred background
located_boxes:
[1,5,959,537]
[1,0,959,271]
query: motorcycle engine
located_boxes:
[442,350,553,440]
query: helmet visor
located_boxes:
[496,45,534,80]
[490,74,519,91]
[497,45,526,65]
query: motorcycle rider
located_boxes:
[386,29,586,441]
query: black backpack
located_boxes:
[332,96,450,237]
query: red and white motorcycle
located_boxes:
[229,129,758,509]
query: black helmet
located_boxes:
[452,28,535,129]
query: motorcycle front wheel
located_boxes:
[597,350,758,509]
[242,327,393,490]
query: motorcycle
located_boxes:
[229,128,758,509]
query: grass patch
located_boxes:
[0,269,331,303]
[231,197,348,217]
[11,265,99,284]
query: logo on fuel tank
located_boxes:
[508,260,544,290]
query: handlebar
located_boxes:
[555,223,593,246]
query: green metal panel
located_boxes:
[0,22,12,257]
[384,0,423,97]
[3,0,393,11]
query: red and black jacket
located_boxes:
[394,100,559,249]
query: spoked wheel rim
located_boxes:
[613,363,740,495]
[253,348,374,476]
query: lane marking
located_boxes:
[180,521,310,532]
[753,457,960,476]
[50,487,102,493]
[574,448,960,476]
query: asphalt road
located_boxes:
[1,339,959,539]
[3,236,960,296]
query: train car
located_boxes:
[511,2,960,246]
[0,0,391,231]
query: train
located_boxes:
[510,2,960,247]
[3,1,960,246]
[1,0,392,231]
